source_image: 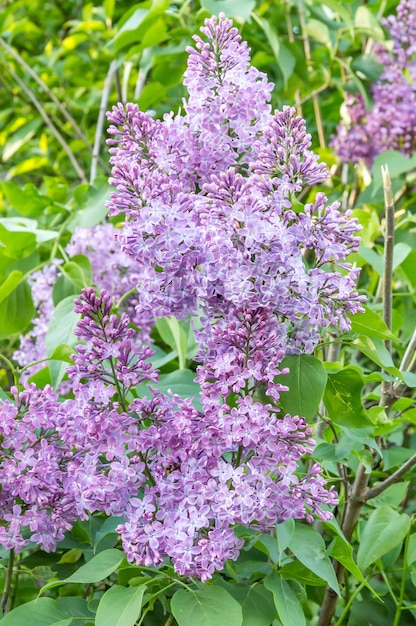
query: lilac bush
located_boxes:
[332,0,416,166]
[1,13,364,581]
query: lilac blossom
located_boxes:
[13,223,150,381]
[332,0,416,166]
[104,14,361,579]
[2,14,361,581]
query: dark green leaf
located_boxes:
[288,524,340,594]
[171,587,243,626]
[324,368,372,428]
[0,598,71,626]
[279,354,327,420]
[264,573,306,626]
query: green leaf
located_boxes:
[406,533,416,566]
[2,118,43,162]
[155,316,188,369]
[323,368,372,429]
[0,279,35,339]
[219,583,276,626]
[357,506,411,571]
[276,519,295,555]
[367,482,409,508]
[349,305,397,341]
[50,344,75,364]
[201,0,255,20]
[354,5,384,41]
[279,560,326,587]
[0,270,24,304]
[139,369,202,409]
[0,598,71,626]
[251,14,295,88]
[353,336,395,370]
[61,255,93,290]
[372,150,416,195]
[95,585,146,626]
[1,181,50,217]
[279,354,328,420]
[329,537,376,594]
[46,295,80,389]
[306,19,331,47]
[264,573,306,626]
[39,549,125,594]
[171,587,243,626]
[69,182,111,230]
[288,524,340,595]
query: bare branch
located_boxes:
[6,65,87,182]
[365,452,416,501]
[90,60,117,183]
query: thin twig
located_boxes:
[297,0,326,148]
[381,164,395,406]
[6,65,87,182]
[0,37,89,149]
[365,452,416,501]
[285,10,302,116]
[0,37,110,174]
[90,59,117,183]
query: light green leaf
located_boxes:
[357,506,411,571]
[201,0,255,20]
[288,524,340,594]
[0,270,24,304]
[306,18,331,46]
[354,6,384,40]
[95,585,146,626]
[264,573,306,626]
[155,316,188,369]
[2,118,42,161]
[349,305,397,341]
[279,354,328,419]
[46,295,80,389]
[0,280,35,338]
[61,255,93,291]
[352,336,395,369]
[372,150,416,195]
[407,534,416,567]
[171,587,243,626]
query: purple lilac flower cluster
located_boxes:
[0,290,156,552]
[332,0,416,166]
[104,14,362,577]
[13,223,150,381]
[2,14,362,580]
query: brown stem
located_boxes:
[365,452,416,501]
[316,465,370,626]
